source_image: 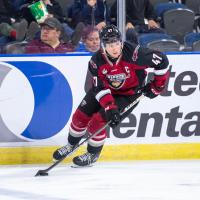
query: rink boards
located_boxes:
[0,53,200,164]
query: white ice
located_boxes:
[0,160,200,200]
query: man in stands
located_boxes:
[110,0,164,44]
[0,0,28,50]
[68,0,110,30]
[25,17,75,53]
[53,24,169,167]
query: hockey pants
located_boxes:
[68,89,140,153]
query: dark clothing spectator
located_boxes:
[44,0,66,23]
[10,0,26,10]
[0,0,28,49]
[67,0,86,28]
[25,39,75,53]
[20,0,38,24]
[20,0,65,24]
[20,0,66,24]
[81,0,110,27]
[110,0,157,26]
[68,0,109,29]
[110,0,165,44]
[0,0,21,24]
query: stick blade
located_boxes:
[35,170,49,177]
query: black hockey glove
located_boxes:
[143,82,161,99]
[105,104,121,128]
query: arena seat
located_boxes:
[192,40,200,51]
[138,33,172,47]
[184,32,200,50]
[146,39,180,52]
[185,0,200,31]
[149,0,169,7]
[2,41,28,54]
[185,0,200,15]
[155,2,187,23]
[163,8,195,43]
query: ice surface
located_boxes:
[0,160,200,200]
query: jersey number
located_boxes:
[152,53,162,65]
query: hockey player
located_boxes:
[53,24,169,167]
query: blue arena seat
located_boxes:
[155,2,187,19]
[149,0,169,7]
[192,40,200,51]
[138,33,172,47]
[185,0,200,31]
[184,32,200,49]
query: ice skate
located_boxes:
[72,152,100,167]
[53,144,74,161]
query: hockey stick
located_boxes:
[35,93,145,176]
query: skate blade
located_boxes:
[71,164,93,168]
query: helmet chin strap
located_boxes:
[101,42,106,53]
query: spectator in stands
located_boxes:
[43,0,66,23]
[67,0,110,31]
[23,0,69,41]
[21,0,84,46]
[25,17,75,54]
[43,0,84,46]
[20,0,36,24]
[76,25,100,52]
[110,0,165,44]
[0,0,28,50]
[11,0,26,9]
[0,20,28,42]
[0,0,20,24]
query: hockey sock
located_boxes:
[68,134,83,146]
[87,144,103,154]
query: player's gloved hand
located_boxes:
[105,104,121,128]
[143,82,163,99]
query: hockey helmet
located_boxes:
[100,25,122,45]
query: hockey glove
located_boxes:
[143,82,164,99]
[105,104,121,128]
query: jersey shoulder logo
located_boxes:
[102,68,108,74]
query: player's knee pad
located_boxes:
[70,109,91,137]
